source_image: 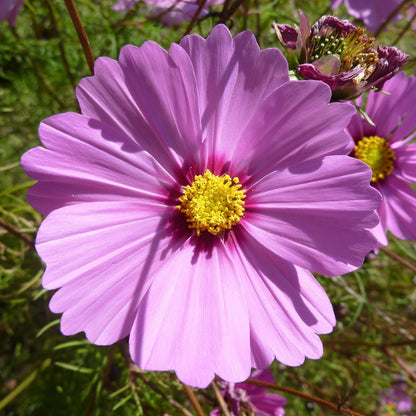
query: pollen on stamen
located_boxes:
[177,169,246,236]
[354,136,396,182]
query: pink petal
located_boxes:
[150,3,209,26]
[395,142,416,183]
[252,393,287,415]
[180,25,290,170]
[21,113,175,215]
[76,53,196,177]
[365,72,416,142]
[229,230,335,369]
[369,204,389,248]
[0,0,23,26]
[119,41,205,168]
[380,174,416,240]
[231,81,356,184]
[130,236,251,388]
[346,0,402,33]
[244,155,380,276]
[37,201,184,344]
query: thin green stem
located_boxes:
[0,359,51,411]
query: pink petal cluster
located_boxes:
[0,0,23,26]
[113,0,223,26]
[21,24,380,388]
[273,13,408,100]
[211,369,287,416]
[348,71,416,246]
[330,0,403,33]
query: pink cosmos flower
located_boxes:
[211,369,287,416]
[273,13,408,100]
[113,0,223,26]
[0,0,23,27]
[347,71,416,246]
[330,0,403,33]
[21,24,381,388]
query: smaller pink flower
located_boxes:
[378,377,414,416]
[211,369,287,416]
[0,0,23,27]
[273,12,408,100]
[113,0,223,26]
[330,0,403,34]
[347,71,416,246]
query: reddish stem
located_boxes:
[64,0,95,75]
[244,378,366,416]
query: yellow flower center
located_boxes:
[385,403,396,416]
[310,27,378,73]
[354,136,396,182]
[177,170,246,236]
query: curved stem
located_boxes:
[0,217,34,247]
[211,381,230,416]
[244,378,366,416]
[183,0,208,36]
[384,348,416,382]
[64,0,95,75]
[182,383,205,416]
[393,8,416,45]
[374,0,411,37]
[380,246,416,273]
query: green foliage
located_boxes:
[1,0,415,415]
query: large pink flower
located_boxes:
[330,0,403,33]
[21,25,380,388]
[113,0,223,26]
[0,0,23,27]
[211,369,287,416]
[348,71,416,245]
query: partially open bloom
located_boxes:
[21,24,380,388]
[0,0,23,26]
[330,0,403,34]
[113,0,223,26]
[273,13,408,100]
[211,369,287,416]
[347,71,416,246]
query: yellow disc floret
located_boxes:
[177,170,246,236]
[354,136,396,182]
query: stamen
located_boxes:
[354,136,396,182]
[309,27,379,75]
[177,170,246,236]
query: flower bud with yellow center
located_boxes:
[177,170,246,236]
[354,136,396,182]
